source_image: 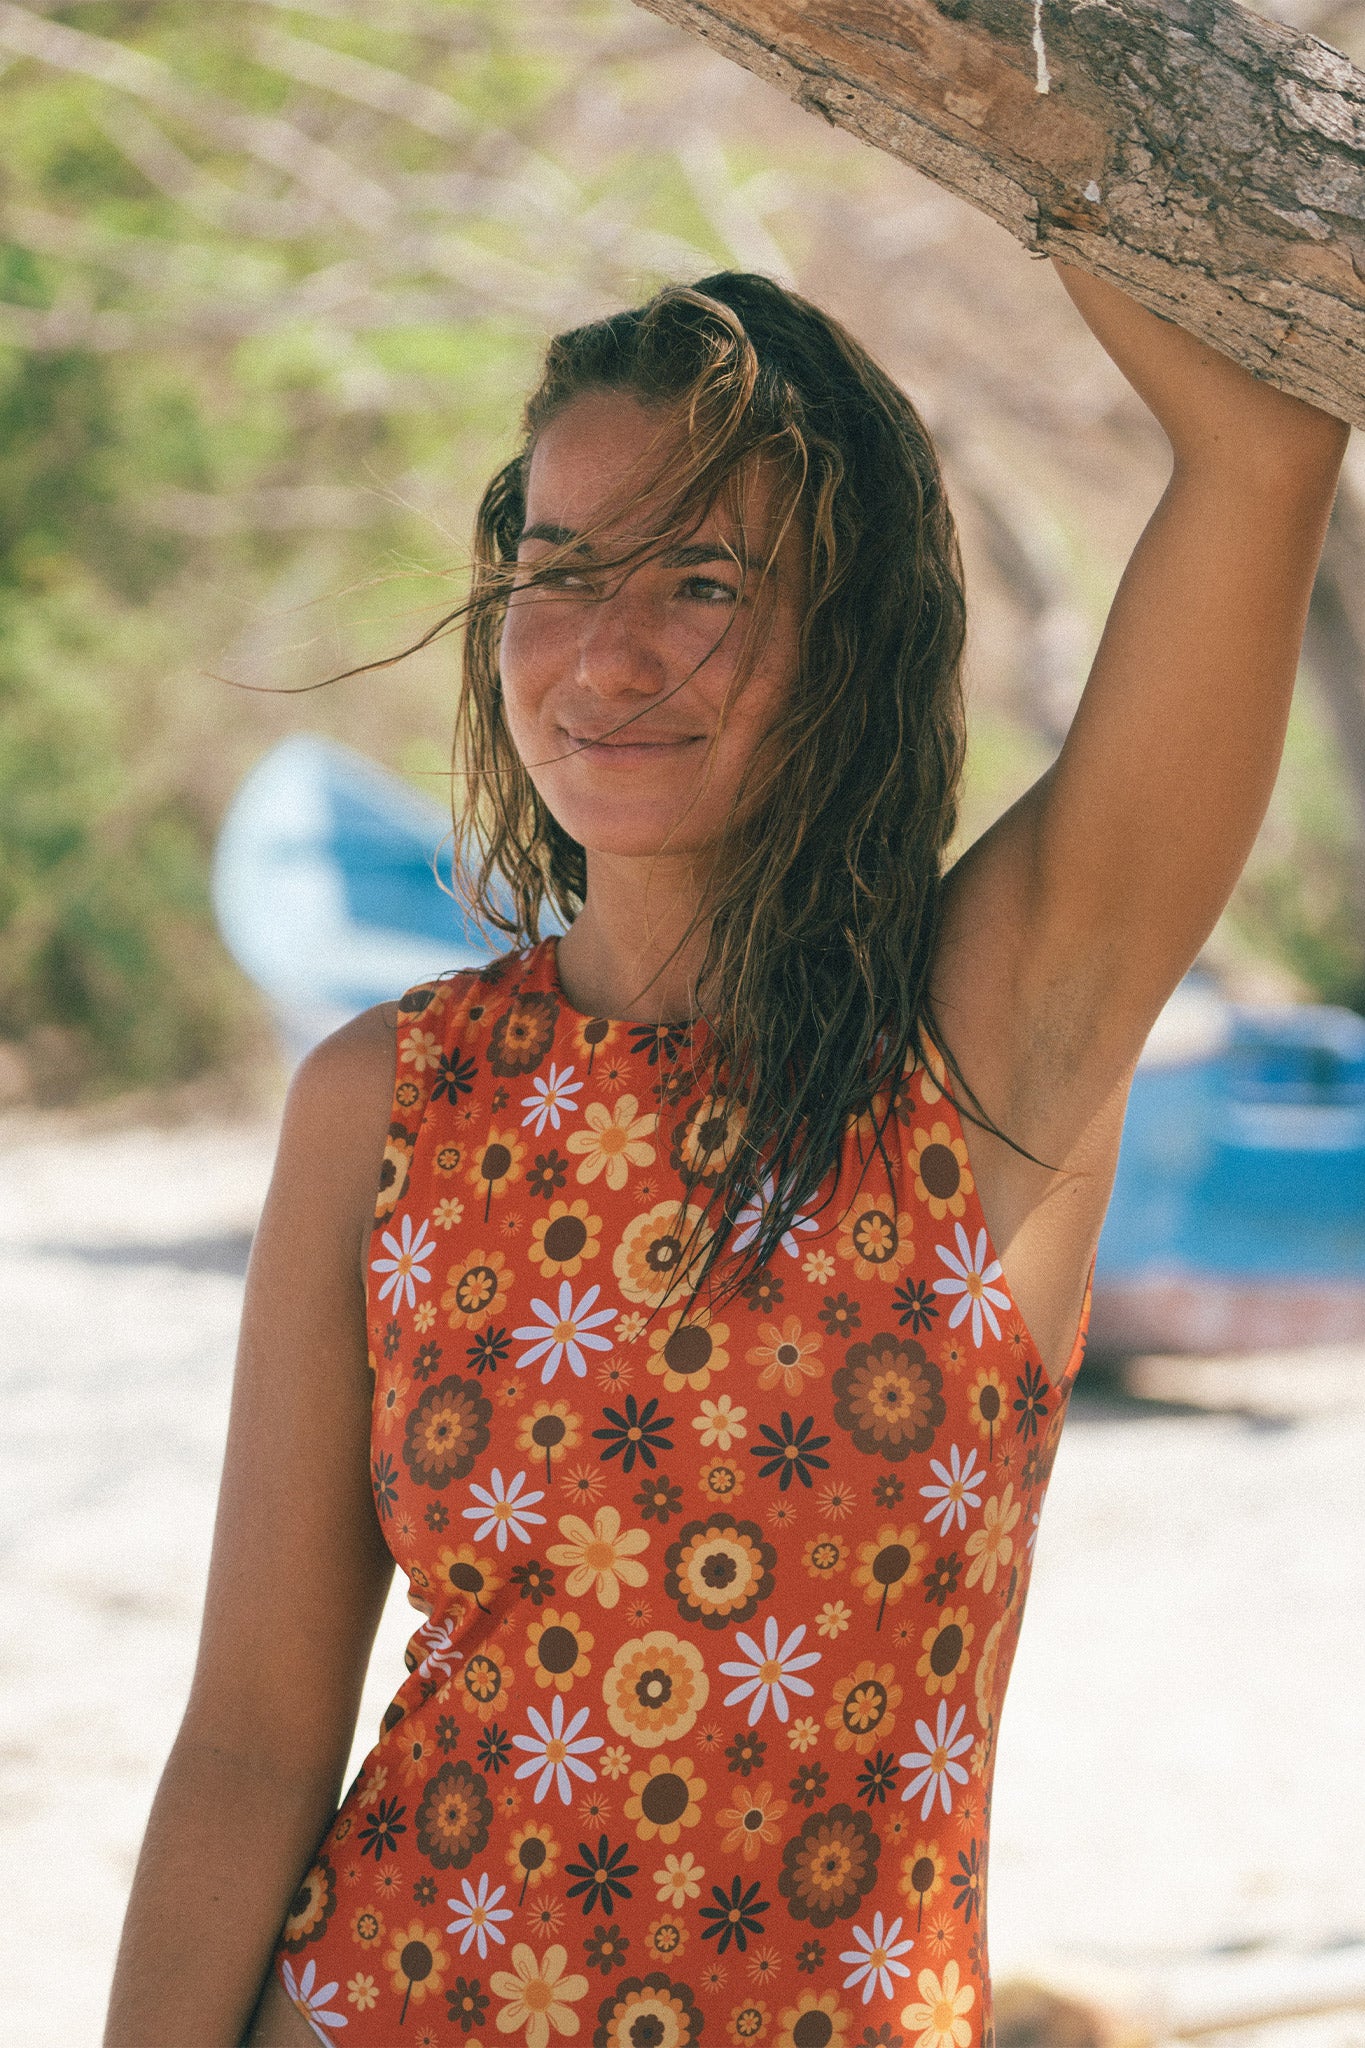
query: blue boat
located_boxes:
[213,737,1365,1351]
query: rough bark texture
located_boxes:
[633,0,1365,426]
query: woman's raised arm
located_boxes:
[104,1005,398,2048]
[933,262,1350,1170]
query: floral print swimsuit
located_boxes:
[271,939,1090,2048]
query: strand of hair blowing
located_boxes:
[451,272,976,1311]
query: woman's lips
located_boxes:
[562,729,701,756]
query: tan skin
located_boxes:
[104,263,1347,2048]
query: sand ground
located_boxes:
[2,1113,1362,2047]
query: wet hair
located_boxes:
[377,272,993,1308]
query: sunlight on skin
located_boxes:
[498,388,807,1023]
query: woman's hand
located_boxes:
[1051,258,1349,480]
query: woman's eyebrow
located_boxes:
[518,522,739,572]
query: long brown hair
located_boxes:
[435,270,986,1310]
[332,273,991,1305]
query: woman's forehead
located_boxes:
[522,390,785,556]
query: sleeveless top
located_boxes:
[270,937,1091,2048]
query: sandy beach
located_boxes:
[2,1112,1362,2046]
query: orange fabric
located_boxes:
[272,940,1089,2048]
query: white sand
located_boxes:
[1,1115,1362,2046]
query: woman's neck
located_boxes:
[554,872,711,1024]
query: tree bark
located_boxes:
[632,0,1365,427]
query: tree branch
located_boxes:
[632,0,1365,426]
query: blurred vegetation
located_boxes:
[0,0,1362,1102]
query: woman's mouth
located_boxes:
[562,728,701,757]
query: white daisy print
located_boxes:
[899,1700,973,1820]
[461,1467,547,1549]
[933,1223,1012,1346]
[840,1910,915,2002]
[719,1615,822,1727]
[370,1213,434,1312]
[918,1443,985,1534]
[281,1957,346,2035]
[446,1872,513,1957]
[511,1692,603,1803]
[730,1173,820,1259]
[513,1281,616,1384]
[521,1061,582,1137]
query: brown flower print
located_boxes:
[623,1753,708,1843]
[832,1335,944,1460]
[835,1195,916,1287]
[778,1804,881,1927]
[917,1607,974,1697]
[414,1759,493,1870]
[488,990,559,1075]
[668,1092,748,1188]
[772,1989,851,2048]
[401,1375,492,1489]
[602,1631,710,1748]
[457,1646,516,1721]
[592,1972,706,2048]
[824,1661,903,1755]
[525,1607,594,1692]
[374,1122,417,1219]
[664,1513,777,1632]
[529,1199,602,1278]
[908,1121,974,1221]
[614,1200,712,1307]
[467,1126,529,1219]
[281,1853,336,1951]
[646,1308,731,1395]
[441,1248,513,1332]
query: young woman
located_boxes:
[104,264,1347,2048]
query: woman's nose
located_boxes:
[573,582,667,698]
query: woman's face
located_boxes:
[498,388,804,865]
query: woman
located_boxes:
[104,264,1347,2048]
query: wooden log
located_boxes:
[632,0,1365,427]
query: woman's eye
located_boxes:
[682,576,739,605]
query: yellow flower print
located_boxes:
[668,1091,748,1186]
[441,1247,513,1332]
[916,1606,975,1697]
[852,1523,926,1624]
[399,1027,443,1075]
[524,1607,594,1692]
[598,1744,632,1781]
[835,1193,916,1285]
[603,1631,709,1747]
[801,1531,849,1580]
[908,1121,974,1220]
[614,1199,712,1307]
[346,1973,378,2011]
[816,1600,852,1638]
[508,1820,560,1899]
[433,1141,463,1179]
[616,1310,648,1345]
[717,1779,786,1859]
[488,1942,589,2048]
[374,1365,411,1436]
[825,1659,903,1754]
[654,1850,705,1907]
[692,1392,747,1448]
[566,1093,658,1190]
[786,1717,820,1754]
[529,1198,602,1278]
[624,1752,708,1842]
[374,1123,415,1218]
[433,1195,465,1229]
[458,1646,515,1721]
[382,1920,448,2016]
[517,1398,584,1482]
[965,1484,1020,1594]
[966,1367,1007,1453]
[647,1913,688,1962]
[900,1960,974,2048]
[546,1504,649,1609]
[467,1124,527,1220]
[775,1991,851,2048]
[974,1614,1007,1734]
[802,1248,836,1284]
[572,1014,620,1068]
[900,1839,946,1924]
[746,1316,823,1394]
[697,1456,745,1503]
[646,1306,730,1394]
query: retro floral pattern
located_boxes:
[272,941,1091,2045]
